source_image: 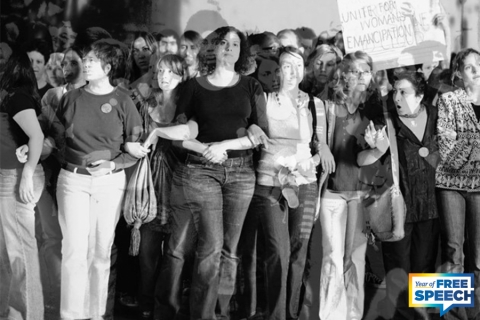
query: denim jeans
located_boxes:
[436,189,480,320]
[56,169,126,319]
[35,187,62,319]
[319,189,367,320]
[154,163,198,320]
[138,223,166,315]
[238,196,266,319]
[177,154,255,320]
[0,165,45,320]
[381,219,440,320]
[244,183,317,320]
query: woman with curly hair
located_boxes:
[318,50,381,320]
[147,26,267,319]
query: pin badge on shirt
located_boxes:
[419,147,429,157]
[101,103,112,113]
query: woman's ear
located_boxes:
[455,70,462,80]
[104,63,112,76]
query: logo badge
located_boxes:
[419,147,429,157]
[101,103,112,114]
[409,273,474,316]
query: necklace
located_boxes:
[275,90,303,108]
[398,104,425,118]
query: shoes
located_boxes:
[282,186,299,208]
[141,311,152,319]
[365,270,386,289]
[278,167,300,208]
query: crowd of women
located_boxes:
[1,19,480,320]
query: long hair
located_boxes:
[303,44,343,94]
[0,50,41,104]
[330,50,374,104]
[126,32,157,83]
[198,26,251,75]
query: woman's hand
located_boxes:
[143,129,159,149]
[86,160,116,177]
[365,122,389,153]
[318,144,336,174]
[19,169,34,203]
[203,142,228,164]
[365,121,377,149]
[16,144,29,163]
[297,157,315,176]
[125,142,150,158]
[41,137,56,160]
[247,124,271,149]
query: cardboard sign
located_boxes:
[337,0,447,70]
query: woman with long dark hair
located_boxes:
[126,32,157,85]
[179,30,202,79]
[0,50,45,320]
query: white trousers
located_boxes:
[319,190,367,320]
[56,169,126,319]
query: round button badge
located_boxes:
[101,103,112,114]
[419,147,429,157]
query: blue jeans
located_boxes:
[381,219,439,320]
[0,165,45,320]
[138,223,166,315]
[243,183,317,320]
[436,189,480,320]
[35,187,62,319]
[154,163,197,320]
[180,154,255,320]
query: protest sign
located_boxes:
[337,0,447,70]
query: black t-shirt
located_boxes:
[38,83,53,99]
[175,75,266,158]
[0,89,41,169]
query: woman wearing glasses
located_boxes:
[318,51,380,320]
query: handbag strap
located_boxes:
[381,97,400,187]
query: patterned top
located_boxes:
[436,89,480,191]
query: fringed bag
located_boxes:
[123,155,157,255]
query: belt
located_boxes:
[63,163,123,175]
[185,153,253,168]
